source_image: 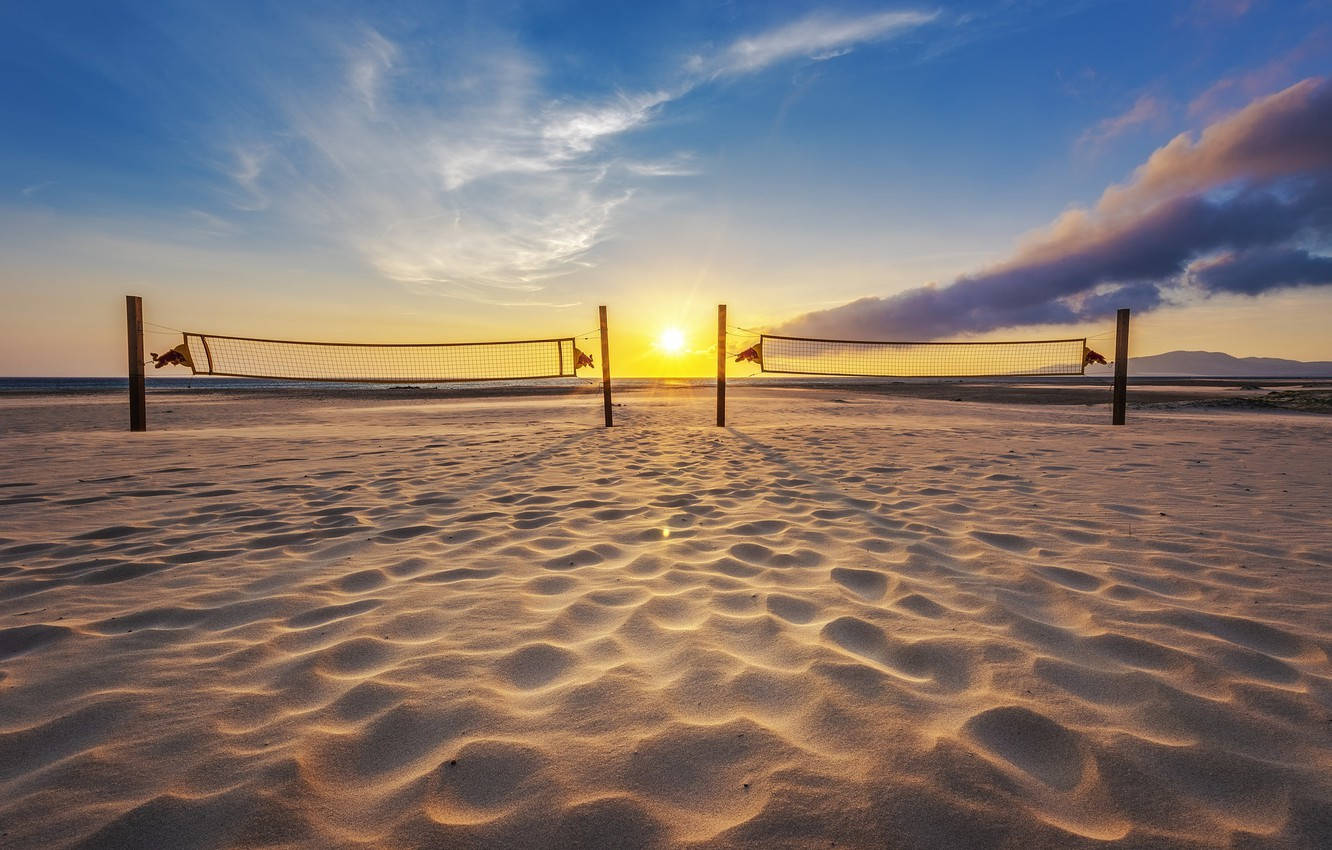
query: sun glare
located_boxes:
[657,327,685,354]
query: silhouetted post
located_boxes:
[126,295,146,432]
[717,304,727,427]
[599,305,613,427]
[1112,307,1130,426]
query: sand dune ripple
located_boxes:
[2,387,1330,847]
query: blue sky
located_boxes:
[2,0,1330,375]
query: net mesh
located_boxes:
[181,333,581,382]
[757,335,1088,377]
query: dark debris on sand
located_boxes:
[1154,390,1332,414]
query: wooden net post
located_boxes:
[1112,307,1130,426]
[599,305,613,427]
[717,304,726,427]
[126,295,146,432]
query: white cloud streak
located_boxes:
[225,10,938,303]
[1076,94,1167,152]
[708,10,939,75]
[20,181,56,198]
[346,28,397,111]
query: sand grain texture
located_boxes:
[2,386,1330,848]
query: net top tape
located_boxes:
[762,333,1087,347]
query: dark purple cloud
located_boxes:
[779,77,1332,339]
[1193,246,1332,294]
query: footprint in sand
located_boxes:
[831,567,889,600]
[970,530,1036,554]
[0,623,72,659]
[498,643,578,690]
[334,569,388,592]
[1036,566,1103,592]
[551,797,667,850]
[766,594,818,624]
[286,599,382,629]
[895,593,947,618]
[545,548,607,570]
[964,705,1086,791]
[527,575,580,595]
[426,739,549,817]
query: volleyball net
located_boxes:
[744,334,1092,377]
[719,303,1128,426]
[128,295,615,430]
[166,333,586,383]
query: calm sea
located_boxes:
[0,377,722,394]
[9,375,1303,396]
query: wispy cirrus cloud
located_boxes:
[345,28,396,111]
[622,153,701,177]
[698,9,939,76]
[20,181,56,198]
[228,42,657,297]
[1184,0,1255,26]
[1187,28,1329,118]
[1077,93,1167,152]
[225,146,270,211]
[223,9,939,303]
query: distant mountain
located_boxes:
[1087,350,1332,377]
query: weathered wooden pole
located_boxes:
[599,305,613,427]
[126,295,146,432]
[1112,307,1130,426]
[717,304,727,427]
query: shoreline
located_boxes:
[2,375,1330,408]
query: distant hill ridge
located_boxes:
[1088,350,1332,377]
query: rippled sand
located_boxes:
[2,386,1330,848]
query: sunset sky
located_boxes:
[2,0,1330,377]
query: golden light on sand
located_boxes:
[656,326,686,354]
[8,383,1332,848]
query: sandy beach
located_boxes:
[2,385,1330,849]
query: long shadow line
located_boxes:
[726,427,912,538]
[441,427,600,502]
[20,428,602,596]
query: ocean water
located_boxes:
[0,376,726,394]
[0,376,597,393]
[15,375,1292,396]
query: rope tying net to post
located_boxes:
[740,335,1096,377]
[152,333,590,383]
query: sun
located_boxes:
[657,326,685,354]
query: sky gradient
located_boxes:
[2,0,1330,376]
